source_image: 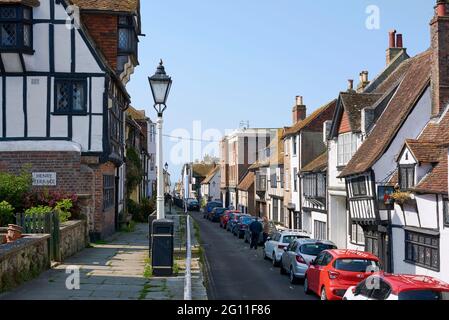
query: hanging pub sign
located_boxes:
[32,172,57,186]
[377,185,395,210]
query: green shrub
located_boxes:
[0,169,32,211]
[25,206,53,216]
[127,198,156,223]
[127,199,142,222]
[126,147,143,198]
[0,201,15,227]
[54,199,72,223]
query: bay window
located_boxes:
[351,176,367,197]
[118,15,137,55]
[0,5,32,52]
[337,133,358,166]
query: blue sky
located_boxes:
[127,0,435,183]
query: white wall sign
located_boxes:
[32,172,57,186]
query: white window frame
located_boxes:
[337,133,358,166]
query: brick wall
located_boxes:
[81,13,118,71]
[338,111,352,134]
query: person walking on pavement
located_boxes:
[262,216,270,244]
[249,218,263,250]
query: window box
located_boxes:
[0,5,33,53]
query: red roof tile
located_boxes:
[237,172,255,191]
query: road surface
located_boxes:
[191,211,317,300]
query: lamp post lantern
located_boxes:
[149,60,172,220]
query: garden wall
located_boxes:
[0,235,51,293]
[59,220,89,261]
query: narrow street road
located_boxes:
[191,211,317,300]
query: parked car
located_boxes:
[226,213,244,232]
[208,207,227,222]
[263,230,310,267]
[244,219,277,244]
[186,198,200,211]
[232,215,256,238]
[203,201,223,218]
[343,274,449,300]
[280,239,337,284]
[220,210,240,229]
[304,249,381,300]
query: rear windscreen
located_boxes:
[399,290,448,300]
[334,259,379,272]
[300,243,337,256]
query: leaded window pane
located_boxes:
[23,8,31,20]
[23,23,30,47]
[72,82,84,111]
[118,28,130,50]
[1,23,16,46]
[0,7,17,19]
[56,82,70,112]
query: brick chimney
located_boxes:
[357,71,370,93]
[347,79,355,92]
[292,96,306,124]
[430,0,449,117]
[386,29,406,65]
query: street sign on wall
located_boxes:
[32,172,57,186]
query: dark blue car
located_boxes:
[232,215,254,238]
[203,201,223,218]
[209,207,227,222]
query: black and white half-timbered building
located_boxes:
[0,0,141,239]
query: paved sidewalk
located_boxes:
[0,213,207,300]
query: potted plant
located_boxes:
[6,224,23,243]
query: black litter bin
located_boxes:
[151,219,174,276]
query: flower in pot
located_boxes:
[6,224,23,243]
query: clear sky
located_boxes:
[127,0,435,184]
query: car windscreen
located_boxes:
[399,290,449,300]
[282,235,304,244]
[300,243,337,256]
[334,259,379,272]
[215,208,225,214]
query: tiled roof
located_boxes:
[201,166,220,185]
[192,164,217,178]
[339,50,432,178]
[248,160,268,171]
[404,140,445,163]
[339,92,383,132]
[0,0,39,6]
[237,172,255,191]
[284,100,337,137]
[127,106,146,120]
[370,56,414,95]
[70,0,139,12]
[301,152,327,173]
[413,155,448,194]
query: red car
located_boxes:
[304,249,381,300]
[344,274,449,300]
[220,210,240,229]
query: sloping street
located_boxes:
[191,211,316,300]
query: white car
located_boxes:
[263,230,310,267]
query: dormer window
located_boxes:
[0,5,32,52]
[118,15,137,55]
[399,164,415,190]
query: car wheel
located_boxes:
[304,277,311,294]
[280,262,287,275]
[320,287,327,301]
[289,267,298,284]
[272,253,279,267]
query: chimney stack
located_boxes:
[431,0,449,117]
[292,96,306,124]
[357,71,370,93]
[386,29,406,65]
[347,79,355,92]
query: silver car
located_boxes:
[280,239,337,284]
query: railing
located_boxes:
[16,212,61,262]
[184,214,192,300]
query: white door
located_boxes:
[329,196,348,249]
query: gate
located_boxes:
[16,212,61,262]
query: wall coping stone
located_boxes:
[0,234,50,260]
[60,220,85,232]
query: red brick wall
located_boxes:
[81,13,118,70]
[339,111,352,134]
[0,152,118,239]
[305,102,337,132]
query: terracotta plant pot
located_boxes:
[6,224,23,243]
